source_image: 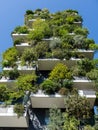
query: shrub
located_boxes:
[58,87,69,95]
[3,47,19,67]
[49,63,73,82]
[17,73,37,92]
[52,49,64,59]
[40,79,58,94]
[13,38,26,46]
[62,79,73,89]
[14,104,24,118]
[86,69,98,80]
[12,26,29,34]
[0,84,9,102]
[26,10,34,15]
[8,69,20,80]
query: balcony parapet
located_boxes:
[0,105,29,128]
[11,33,28,41]
[78,90,96,107]
[38,58,80,70]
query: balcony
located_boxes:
[0,105,29,128]
[3,65,36,74]
[78,90,96,108]
[30,88,96,108]
[26,18,45,28]
[30,90,66,108]
[73,77,94,90]
[11,33,28,42]
[76,49,94,59]
[17,65,36,74]
[15,43,31,52]
[73,21,82,26]
[0,77,15,88]
[38,58,80,70]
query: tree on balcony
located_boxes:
[17,73,37,93]
[74,27,89,37]
[63,113,79,130]
[48,107,63,130]
[40,79,58,94]
[28,18,52,41]
[21,48,37,66]
[25,10,34,15]
[12,25,29,34]
[14,103,24,118]
[49,63,72,82]
[34,41,49,58]
[73,58,94,77]
[84,125,94,130]
[0,84,9,102]
[3,47,19,67]
[64,95,92,124]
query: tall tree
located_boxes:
[63,113,79,130]
[64,95,92,123]
[48,107,63,130]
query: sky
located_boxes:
[0,0,98,59]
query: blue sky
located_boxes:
[0,0,98,58]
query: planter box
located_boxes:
[15,43,31,52]
[0,105,29,128]
[26,18,45,28]
[30,89,96,108]
[73,79,94,90]
[76,49,94,59]
[30,92,66,108]
[3,66,36,74]
[11,34,28,42]
[38,58,80,70]
[0,79,16,89]
[73,21,82,26]
[78,90,96,108]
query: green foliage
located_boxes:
[66,16,75,24]
[89,44,98,50]
[77,58,94,73]
[6,69,20,80]
[48,108,63,130]
[73,35,85,49]
[94,124,98,130]
[40,79,58,94]
[21,48,37,66]
[14,104,24,118]
[74,27,89,37]
[17,73,37,93]
[13,38,27,46]
[62,79,73,89]
[84,125,95,130]
[49,38,61,50]
[49,63,72,82]
[3,47,19,67]
[63,113,79,130]
[28,29,44,41]
[65,9,78,15]
[12,26,29,34]
[2,69,20,80]
[86,69,98,80]
[28,19,52,41]
[73,58,94,77]
[26,10,34,15]
[52,49,64,59]
[34,41,49,58]
[61,35,74,47]
[58,87,69,95]
[64,95,92,120]
[0,84,9,102]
